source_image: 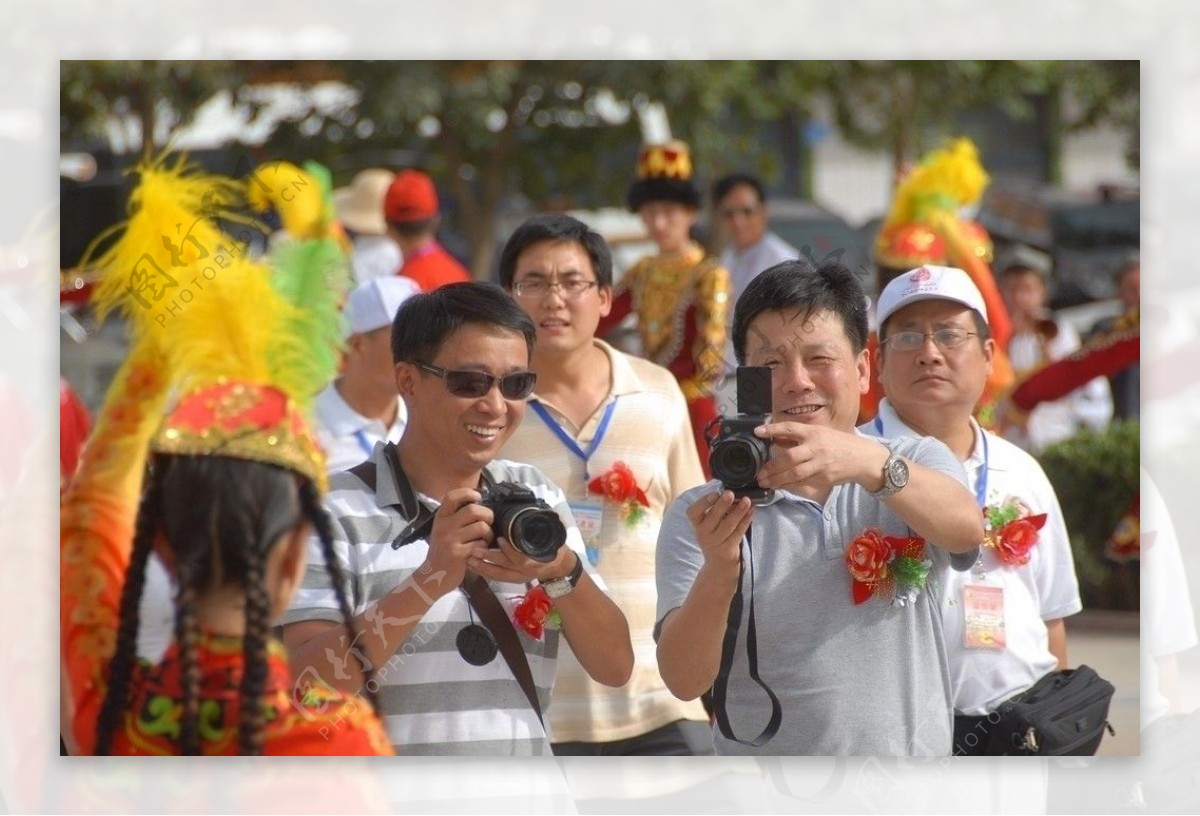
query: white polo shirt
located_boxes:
[313,381,407,473]
[863,399,1083,715]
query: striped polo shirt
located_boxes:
[282,443,599,756]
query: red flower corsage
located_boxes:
[983,500,1047,566]
[587,461,651,528]
[845,528,931,607]
[512,585,562,640]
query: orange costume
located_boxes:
[869,138,1014,426]
[61,154,392,756]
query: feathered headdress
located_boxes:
[81,152,346,494]
[871,138,1014,424]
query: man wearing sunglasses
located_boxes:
[283,282,633,756]
[862,264,1082,755]
[497,214,712,760]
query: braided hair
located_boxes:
[95,454,374,755]
[93,477,159,755]
[298,480,381,716]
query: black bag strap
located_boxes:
[712,524,783,746]
[460,571,544,725]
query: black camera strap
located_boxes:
[712,524,783,747]
[460,571,544,726]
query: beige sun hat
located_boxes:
[333,168,395,236]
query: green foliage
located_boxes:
[60,60,1140,277]
[1037,420,1140,610]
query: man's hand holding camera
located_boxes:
[422,488,492,596]
[752,422,891,498]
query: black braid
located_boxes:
[238,541,271,755]
[175,576,202,755]
[298,480,381,717]
[94,484,159,755]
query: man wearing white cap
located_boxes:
[334,168,404,284]
[314,276,421,472]
[862,264,1084,755]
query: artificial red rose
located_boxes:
[513,585,554,640]
[587,461,649,507]
[845,529,893,584]
[995,514,1046,566]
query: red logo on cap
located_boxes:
[908,267,932,283]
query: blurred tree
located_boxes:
[255,60,830,278]
[825,60,1057,180]
[1053,60,1140,171]
[60,61,250,154]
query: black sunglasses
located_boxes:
[411,361,537,400]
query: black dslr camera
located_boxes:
[708,366,775,505]
[480,482,567,563]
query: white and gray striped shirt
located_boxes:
[282,443,601,756]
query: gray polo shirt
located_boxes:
[656,433,967,756]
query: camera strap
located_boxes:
[460,571,545,727]
[712,524,783,747]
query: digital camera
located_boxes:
[480,482,567,563]
[708,365,775,505]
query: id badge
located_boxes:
[962,584,1006,650]
[569,501,604,566]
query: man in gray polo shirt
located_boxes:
[655,259,983,756]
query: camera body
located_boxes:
[708,366,775,505]
[479,481,567,563]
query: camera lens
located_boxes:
[506,507,567,563]
[710,437,767,487]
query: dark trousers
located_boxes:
[552,719,713,756]
[953,712,1000,755]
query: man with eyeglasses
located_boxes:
[282,282,633,755]
[861,264,1082,755]
[497,213,711,760]
[710,173,799,420]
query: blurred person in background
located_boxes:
[498,213,710,756]
[710,172,799,417]
[333,167,404,285]
[313,276,421,473]
[384,169,471,291]
[998,245,1113,452]
[1087,253,1140,422]
[597,140,731,478]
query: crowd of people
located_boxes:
[59,135,1145,758]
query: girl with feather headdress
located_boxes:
[60,153,390,756]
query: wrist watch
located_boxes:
[869,450,910,499]
[541,552,585,600]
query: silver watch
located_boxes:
[541,553,584,599]
[870,451,910,499]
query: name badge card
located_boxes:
[963,584,1006,650]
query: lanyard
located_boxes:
[353,429,374,457]
[528,399,617,480]
[874,414,989,506]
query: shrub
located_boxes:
[1037,420,1140,611]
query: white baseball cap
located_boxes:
[875,264,989,329]
[344,276,421,336]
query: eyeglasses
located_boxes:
[881,328,980,352]
[719,206,761,220]
[411,361,538,400]
[512,279,599,299]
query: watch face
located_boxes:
[888,456,910,488]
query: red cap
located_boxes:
[384,169,439,223]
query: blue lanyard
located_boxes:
[874,414,988,506]
[529,398,617,480]
[975,431,989,508]
[353,429,374,457]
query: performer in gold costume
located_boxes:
[598,141,731,478]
